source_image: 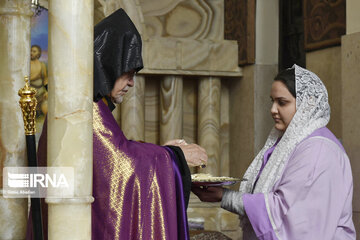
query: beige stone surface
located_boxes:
[187,206,220,231]
[255,0,279,65]
[112,104,121,126]
[254,64,278,153]
[0,197,27,240]
[48,0,93,196]
[182,78,198,173]
[341,32,360,212]
[48,203,91,240]
[140,0,182,17]
[143,38,240,74]
[121,75,145,141]
[47,0,94,238]
[306,47,342,139]
[94,0,146,37]
[220,210,240,231]
[144,77,160,144]
[347,0,360,34]
[223,229,242,240]
[160,76,183,144]
[0,1,32,239]
[183,78,198,145]
[220,81,230,177]
[198,77,221,176]
[188,194,241,237]
[352,211,360,238]
[229,66,255,182]
[141,0,223,41]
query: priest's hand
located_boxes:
[191,186,224,202]
[163,139,187,146]
[164,139,208,167]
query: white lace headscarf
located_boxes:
[239,64,331,194]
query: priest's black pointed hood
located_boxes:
[93,8,143,102]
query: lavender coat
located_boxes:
[224,127,356,240]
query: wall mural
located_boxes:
[304,0,346,51]
[30,8,48,139]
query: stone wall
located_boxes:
[306,47,342,139]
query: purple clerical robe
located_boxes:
[242,127,356,239]
[26,100,189,240]
[92,100,189,239]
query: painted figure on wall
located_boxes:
[30,44,48,116]
[30,8,48,140]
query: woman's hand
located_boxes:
[164,139,208,167]
[191,186,224,202]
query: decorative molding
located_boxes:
[224,0,255,65]
[142,0,224,41]
[142,38,241,76]
[304,0,345,51]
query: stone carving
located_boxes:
[142,0,223,40]
[142,38,239,74]
[121,76,145,141]
[95,0,240,75]
[183,78,198,146]
[224,0,255,65]
[304,0,345,51]
[95,0,145,35]
[198,77,221,176]
[144,78,160,144]
[160,76,183,144]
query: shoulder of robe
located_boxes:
[293,136,347,173]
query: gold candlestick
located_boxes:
[18,76,37,135]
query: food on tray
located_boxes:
[191,173,241,182]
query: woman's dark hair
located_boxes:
[274,68,296,98]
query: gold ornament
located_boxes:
[18,76,37,135]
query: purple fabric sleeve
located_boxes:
[243,193,278,240]
[165,146,190,240]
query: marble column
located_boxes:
[121,75,145,141]
[160,76,183,145]
[0,1,32,239]
[220,84,230,177]
[198,77,221,176]
[112,105,121,127]
[46,0,94,239]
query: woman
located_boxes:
[192,65,356,240]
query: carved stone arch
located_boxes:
[94,0,146,37]
[141,0,223,40]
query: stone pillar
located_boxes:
[342,0,360,234]
[112,105,121,127]
[0,1,32,239]
[121,75,145,141]
[220,84,230,177]
[160,76,183,145]
[46,0,94,239]
[198,77,221,176]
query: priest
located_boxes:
[91,8,207,239]
[27,8,207,240]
